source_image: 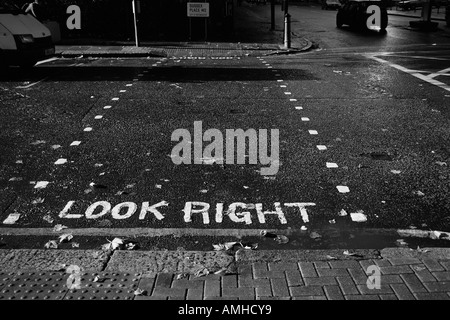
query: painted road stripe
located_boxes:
[95,115,103,119]
[308,130,318,135]
[84,127,93,132]
[285,92,291,95]
[369,55,450,92]
[317,145,327,150]
[70,141,81,146]
[350,211,367,222]
[35,57,60,66]
[280,85,287,88]
[112,97,119,101]
[337,186,350,193]
[16,77,49,89]
[277,80,283,82]
[54,159,67,165]
[120,90,127,93]
[3,213,21,225]
[104,106,112,109]
[301,117,310,121]
[126,84,133,87]
[295,106,303,110]
[326,162,338,168]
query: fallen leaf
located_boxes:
[176,273,188,280]
[213,242,238,251]
[126,242,138,250]
[275,235,289,244]
[326,255,338,260]
[72,242,80,248]
[339,209,348,217]
[32,198,45,204]
[436,161,447,166]
[300,226,307,231]
[310,232,322,239]
[44,240,58,249]
[417,246,430,253]
[59,233,73,243]
[214,267,228,275]
[194,267,209,278]
[329,219,336,224]
[134,288,146,296]
[413,191,425,197]
[53,224,68,232]
[102,238,124,251]
[42,215,54,224]
[343,250,362,257]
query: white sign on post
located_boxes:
[187,2,210,17]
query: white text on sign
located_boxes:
[59,201,316,225]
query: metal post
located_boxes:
[271,0,275,30]
[132,0,139,47]
[284,13,291,49]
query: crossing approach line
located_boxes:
[368,55,450,92]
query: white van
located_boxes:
[0,0,55,67]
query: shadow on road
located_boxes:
[0,66,319,83]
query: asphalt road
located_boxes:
[1,6,450,250]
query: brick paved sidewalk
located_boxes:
[1,255,450,300]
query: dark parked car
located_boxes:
[397,0,424,10]
[336,0,388,32]
[322,0,342,10]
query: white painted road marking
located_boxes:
[368,55,450,92]
[337,186,350,193]
[58,200,316,225]
[16,77,49,89]
[54,159,68,165]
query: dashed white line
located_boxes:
[295,106,303,110]
[301,117,310,121]
[326,162,338,168]
[70,141,81,146]
[317,145,327,150]
[95,115,103,119]
[308,130,318,135]
[54,159,68,165]
[104,106,112,109]
[336,186,350,193]
[112,98,119,101]
[84,127,93,132]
